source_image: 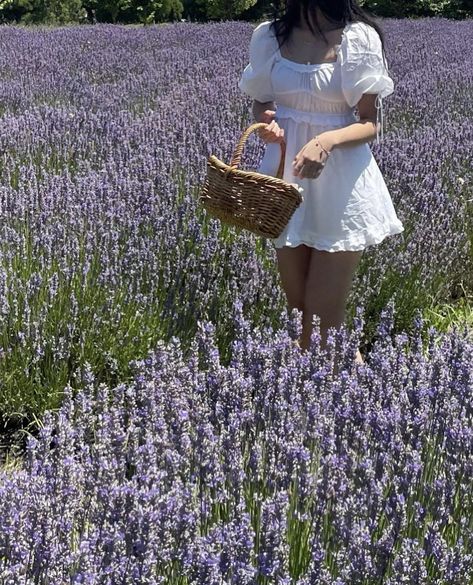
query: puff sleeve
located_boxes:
[339,22,394,144]
[238,21,279,103]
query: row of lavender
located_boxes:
[0,308,471,582]
[0,18,471,583]
[346,17,473,335]
[0,19,471,420]
[0,22,286,420]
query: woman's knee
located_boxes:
[276,244,311,310]
[302,249,362,319]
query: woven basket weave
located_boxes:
[199,122,303,239]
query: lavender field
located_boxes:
[0,17,471,583]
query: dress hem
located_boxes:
[272,224,405,252]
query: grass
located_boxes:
[425,299,473,333]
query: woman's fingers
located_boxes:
[292,148,306,176]
[258,121,285,144]
[293,143,307,164]
[259,109,276,124]
[274,127,284,143]
[298,164,323,179]
[264,110,276,122]
[258,120,274,140]
[293,154,324,178]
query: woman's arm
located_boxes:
[293,94,379,178]
[318,94,379,151]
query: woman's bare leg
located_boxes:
[275,242,311,316]
[301,248,364,373]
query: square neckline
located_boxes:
[276,22,350,69]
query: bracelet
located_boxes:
[314,135,331,156]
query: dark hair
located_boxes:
[270,0,388,67]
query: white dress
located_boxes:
[238,20,405,252]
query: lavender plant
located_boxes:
[343,17,473,343]
[0,23,286,422]
[0,18,470,442]
[0,307,471,583]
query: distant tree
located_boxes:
[0,0,25,21]
[42,0,86,23]
[133,0,183,23]
[238,0,472,20]
[182,0,208,20]
[360,0,470,17]
[239,0,274,21]
[82,0,128,23]
[0,0,471,24]
[206,0,258,19]
[0,0,86,23]
[83,0,182,23]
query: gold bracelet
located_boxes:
[314,135,331,156]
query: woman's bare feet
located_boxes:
[355,348,365,365]
[293,340,365,376]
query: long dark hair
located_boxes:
[270,0,388,66]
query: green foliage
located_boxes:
[217,0,472,20]
[0,0,86,23]
[132,0,183,23]
[22,0,86,24]
[362,0,471,18]
[206,0,258,20]
[182,0,208,20]
[0,0,183,23]
[85,0,128,23]
[92,0,184,24]
[0,0,470,23]
[211,0,473,20]
[423,289,473,334]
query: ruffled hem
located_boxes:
[272,223,405,252]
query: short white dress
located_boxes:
[238,20,405,252]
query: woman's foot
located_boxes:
[355,348,365,365]
[293,340,365,376]
[292,339,302,350]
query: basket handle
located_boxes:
[229,122,286,180]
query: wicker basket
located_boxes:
[199,122,303,239]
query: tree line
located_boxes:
[0,0,470,25]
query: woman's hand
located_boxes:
[256,110,285,144]
[292,136,333,179]
[257,109,276,125]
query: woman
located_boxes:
[238,0,404,368]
